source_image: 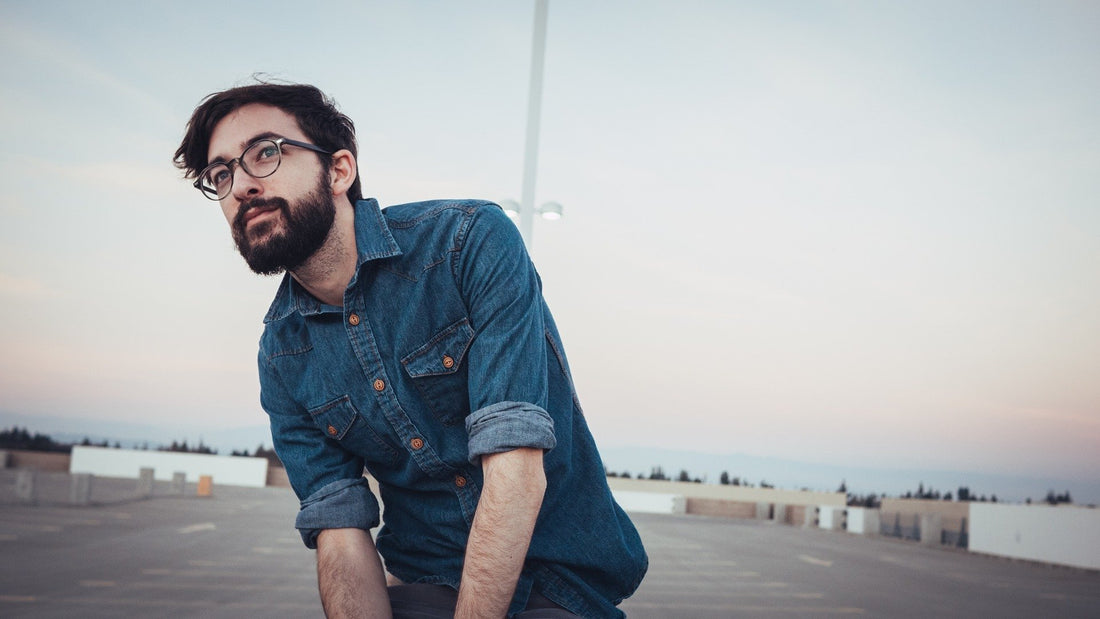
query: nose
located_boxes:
[229,163,262,201]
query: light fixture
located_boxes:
[538,201,563,220]
[501,199,521,220]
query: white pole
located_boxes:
[520,0,549,249]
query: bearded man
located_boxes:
[173,82,647,619]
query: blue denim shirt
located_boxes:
[258,199,647,618]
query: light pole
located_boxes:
[504,0,560,249]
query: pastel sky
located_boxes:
[1,1,1097,482]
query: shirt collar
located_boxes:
[263,198,402,323]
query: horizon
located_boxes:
[1,2,1097,498]
[3,410,1096,506]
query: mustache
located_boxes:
[233,196,289,229]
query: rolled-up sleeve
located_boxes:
[259,352,375,549]
[455,205,558,461]
[466,401,556,464]
[295,477,380,549]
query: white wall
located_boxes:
[847,507,876,534]
[70,446,268,488]
[969,503,1100,570]
[612,490,686,515]
[818,505,845,530]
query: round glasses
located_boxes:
[194,137,333,201]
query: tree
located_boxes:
[837,479,847,494]
[677,470,691,483]
[719,471,730,485]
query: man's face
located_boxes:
[206,103,335,275]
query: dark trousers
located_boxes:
[388,583,581,618]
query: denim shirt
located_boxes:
[258,199,647,618]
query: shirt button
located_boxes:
[410,438,424,450]
[373,379,385,392]
[348,313,360,326]
[327,425,338,436]
[455,475,467,488]
[442,355,455,369]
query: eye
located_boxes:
[256,144,279,161]
[204,165,231,188]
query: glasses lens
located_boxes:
[200,164,233,200]
[241,140,281,179]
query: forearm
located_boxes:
[456,448,546,619]
[316,528,392,619]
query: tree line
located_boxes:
[0,425,283,467]
[606,465,1077,506]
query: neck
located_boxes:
[290,202,358,307]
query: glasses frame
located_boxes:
[194,137,333,200]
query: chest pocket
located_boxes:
[401,318,475,426]
[309,395,401,467]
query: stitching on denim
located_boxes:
[544,330,584,415]
[265,345,313,361]
[378,263,417,282]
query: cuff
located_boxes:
[295,477,380,549]
[466,401,556,465]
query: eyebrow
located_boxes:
[208,131,285,165]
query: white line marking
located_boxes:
[799,554,834,567]
[0,595,36,602]
[178,522,216,534]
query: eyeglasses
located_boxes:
[194,137,333,200]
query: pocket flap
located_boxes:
[401,318,475,378]
[309,396,358,441]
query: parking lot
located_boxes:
[1,471,1097,618]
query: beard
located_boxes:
[231,175,336,276]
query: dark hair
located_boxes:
[174,81,362,203]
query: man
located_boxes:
[173,82,647,618]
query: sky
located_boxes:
[0,1,1097,491]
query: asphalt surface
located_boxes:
[1,470,1097,618]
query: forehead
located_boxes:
[207,103,305,162]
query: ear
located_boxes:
[328,149,357,197]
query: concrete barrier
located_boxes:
[136,467,155,498]
[755,502,770,520]
[69,473,93,505]
[0,449,10,468]
[16,470,36,504]
[70,446,267,488]
[819,506,846,531]
[612,490,685,514]
[804,505,819,528]
[969,503,1100,570]
[919,513,942,546]
[847,507,880,536]
[171,472,187,494]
